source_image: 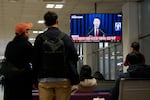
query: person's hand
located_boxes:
[32,83,38,90]
[71,85,78,94]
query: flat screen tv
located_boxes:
[70,13,122,42]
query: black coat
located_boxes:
[32,27,80,85]
[4,35,33,100]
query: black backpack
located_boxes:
[40,33,66,78]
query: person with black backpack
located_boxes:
[32,11,80,100]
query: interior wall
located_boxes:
[139,0,150,65]
[122,2,139,63]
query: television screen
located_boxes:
[70,13,122,42]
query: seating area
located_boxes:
[71,92,110,100]
[32,79,150,100]
[118,78,150,100]
[32,90,110,100]
[32,80,115,100]
[95,80,115,92]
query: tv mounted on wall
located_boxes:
[70,13,122,42]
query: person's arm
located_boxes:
[124,54,129,66]
[32,34,43,86]
[63,34,80,85]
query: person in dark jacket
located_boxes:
[32,11,80,100]
[110,52,150,100]
[124,41,145,66]
[4,22,33,100]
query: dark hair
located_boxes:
[94,17,100,19]
[126,52,142,65]
[80,65,93,81]
[131,41,140,51]
[44,11,58,26]
[93,71,105,80]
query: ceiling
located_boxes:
[0,0,142,43]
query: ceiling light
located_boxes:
[33,31,44,34]
[29,38,35,41]
[39,31,44,33]
[55,4,63,8]
[37,20,44,24]
[46,3,64,9]
[33,31,38,34]
[46,4,55,8]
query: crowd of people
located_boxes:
[1,10,105,100]
[1,10,149,100]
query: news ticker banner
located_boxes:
[71,36,121,42]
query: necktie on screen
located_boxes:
[96,29,99,36]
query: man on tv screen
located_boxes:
[87,17,106,36]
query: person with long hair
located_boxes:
[78,65,97,92]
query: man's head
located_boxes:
[93,17,101,28]
[44,11,58,26]
[130,41,140,52]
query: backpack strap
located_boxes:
[41,32,65,41]
[40,33,49,41]
[57,32,65,40]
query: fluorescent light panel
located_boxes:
[55,4,63,8]
[37,20,44,24]
[39,31,44,33]
[32,31,44,34]
[29,38,35,41]
[46,4,55,8]
[33,31,38,34]
[46,4,64,9]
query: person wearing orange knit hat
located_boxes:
[4,22,33,100]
